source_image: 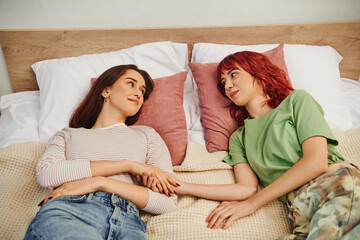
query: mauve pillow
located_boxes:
[93,71,188,166]
[189,44,290,152]
[135,71,188,166]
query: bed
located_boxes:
[0,21,359,240]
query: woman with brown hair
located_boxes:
[25,64,177,240]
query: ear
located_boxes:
[102,88,110,98]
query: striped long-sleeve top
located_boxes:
[36,123,177,215]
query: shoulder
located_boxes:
[229,126,245,144]
[49,127,84,141]
[277,90,323,114]
[51,127,70,138]
[291,89,309,97]
[289,89,316,103]
[290,89,323,111]
[61,126,87,136]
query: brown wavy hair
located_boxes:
[69,64,154,128]
[217,51,293,126]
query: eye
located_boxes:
[231,72,237,78]
[140,89,145,95]
[221,80,226,86]
[128,81,134,87]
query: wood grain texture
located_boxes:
[0,21,359,92]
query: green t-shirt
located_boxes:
[223,90,345,202]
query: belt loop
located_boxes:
[88,192,94,199]
[111,193,116,205]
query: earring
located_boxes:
[104,97,108,103]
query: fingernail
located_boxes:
[38,200,44,206]
[176,183,180,186]
[48,197,53,200]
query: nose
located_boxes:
[224,80,233,91]
[134,89,141,99]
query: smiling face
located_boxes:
[102,69,146,119]
[220,65,262,107]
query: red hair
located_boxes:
[69,65,154,128]
[217,51,293,126]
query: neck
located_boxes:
[245,95,273,119]
[92,107,127,129]
[92,119,125,129]
[246,103,272,119]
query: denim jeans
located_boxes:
[24,191,147,240]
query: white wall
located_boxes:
[0,0,359,29]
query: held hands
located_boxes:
[130,162,178,197]
[206,200,257,230]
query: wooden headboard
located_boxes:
[0,21,359,92]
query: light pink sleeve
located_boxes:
[140,127,177,214]
[36,130,92,188]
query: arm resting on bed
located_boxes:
[174,163,258,201]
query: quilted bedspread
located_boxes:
[1,129,359,239]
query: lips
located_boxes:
[128,98,139,105]
[230,90,239,98]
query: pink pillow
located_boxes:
[92,71,188,166]
[189,44,290,152]
[136,71,188,166]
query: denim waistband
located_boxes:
[87,191,139,214]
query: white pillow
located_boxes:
[32,41,190,142]
[172,42,202,135]
[0,91,40,148]
[0,44,13,97]
[340,78,360,128]
[190,43,353,131]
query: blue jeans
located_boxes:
[24,192,147,240]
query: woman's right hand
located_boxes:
[130,162,178,197]
[206,200,257,229]
[38,177,105,206]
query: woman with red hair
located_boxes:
[173,51,360,239]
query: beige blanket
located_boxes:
[1,129,359,240]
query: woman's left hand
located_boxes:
[130,162,178,197]
[206,200,257,230]
[136,173,160,193]
[38,177,104,206]
[136,171,179,197]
